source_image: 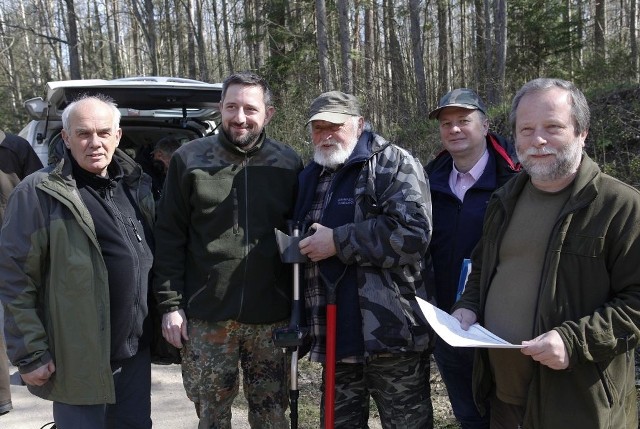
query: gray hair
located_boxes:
[61,94,121,131]
[509,78,590,136]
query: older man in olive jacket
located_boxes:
[453,78,640,428]
[0,95,155,429]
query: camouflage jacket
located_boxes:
[294,130,433,358]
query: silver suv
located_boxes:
[19,76,223,167]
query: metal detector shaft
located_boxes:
[290,226,301,428]
[273,223,309,428]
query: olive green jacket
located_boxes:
[0,149,154,404]
[455,155,640,428]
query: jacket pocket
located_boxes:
[560,233,604,258]
[595,361,616,407]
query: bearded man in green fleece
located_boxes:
[153,71,303,429]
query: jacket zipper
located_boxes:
[129,217,142,242]
[235,155,250,319]
[105,186,145,355]
[595,362,614,407]
[232,187,239,235]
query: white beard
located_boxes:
[313,138,357,169]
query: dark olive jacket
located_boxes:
[153,131,303,323]
[454,154,640,428]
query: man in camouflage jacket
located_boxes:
[294,91,434,428]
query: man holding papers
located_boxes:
[452,78,640,429]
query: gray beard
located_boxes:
[313,138,357,169]
[517,143,582,183]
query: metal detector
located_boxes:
[273,222,309,429]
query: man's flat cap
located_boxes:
[306,91,361,125]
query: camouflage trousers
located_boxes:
[320,353,433,429]
[181,319,290,429]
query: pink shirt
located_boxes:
[448,149,489,201]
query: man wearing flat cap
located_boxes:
[425,88,520,429]
[294,90,435,428]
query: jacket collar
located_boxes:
[54,147,143,187]
[497,153,599,213]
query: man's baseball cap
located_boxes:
[428,88,487,119]
[306,91,361,125]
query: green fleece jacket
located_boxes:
[454,154,640,428]
[0,149,154,404]
[153,131,302,323]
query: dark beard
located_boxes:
[222,125,261,148]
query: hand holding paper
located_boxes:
[417,297,523,348]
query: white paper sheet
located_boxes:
[417,297,524,348]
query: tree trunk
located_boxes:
[194,0,209,81]
[409,0,427,112]
[363,0,375,120]
[107,0,123,77]
[564,0,574,78]
[221,0,234,74]
[459,0,466,86]
[352,0,361,93]
[129,0,159,75]
[483,0,493,99]
[594,0,606,61]
[337,0,352,93]
[494,0,506,105]
[185,0,196,78]
[63,0,81,79]
[632,0,639,82]
[244,0,256,70]
[254,0,265,70]
[577,0,584,67]
[0,8,20,114]
[211,0,226,77]
[474,0,487,94]
[315,0,331,91]
[18,0,39,84]
[163,0,176,77]
[386,0,408,120]
[437,0,449,96]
